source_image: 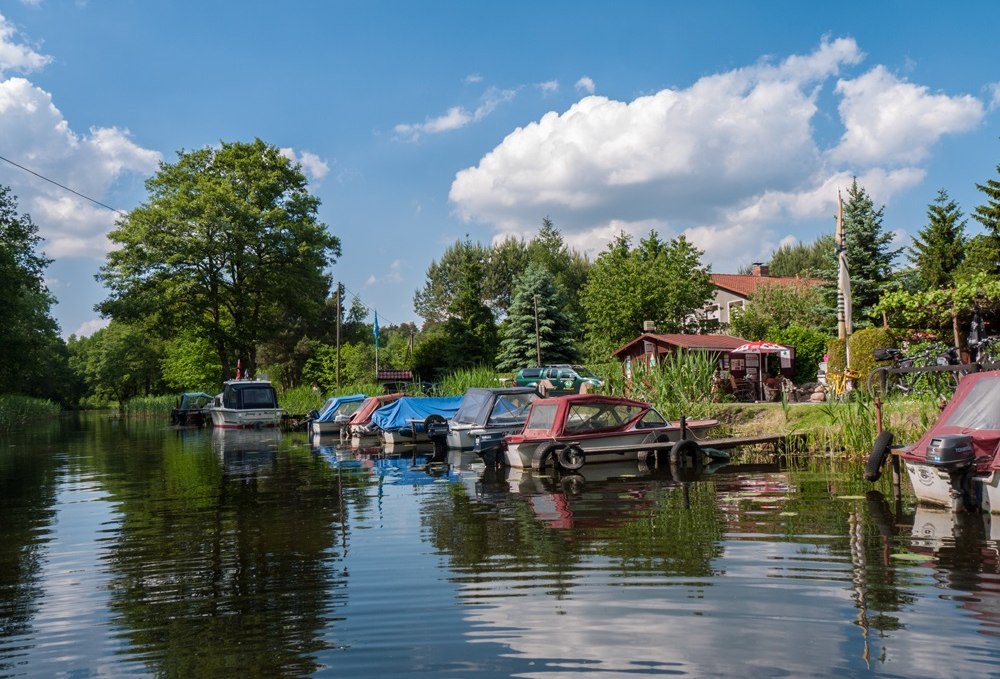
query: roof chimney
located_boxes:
[751,262,769,277]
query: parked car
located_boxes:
[513,365,604,395]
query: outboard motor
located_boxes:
[924,435,977,511]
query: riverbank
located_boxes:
[707,398,939,458]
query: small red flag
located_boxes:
[235,359,242,380]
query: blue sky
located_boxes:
[2,1,999,338]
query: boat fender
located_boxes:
[556,444,586,471]
[533,441,560,471]
[669,439,702,466]
[864,431,894,482]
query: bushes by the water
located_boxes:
[0,394,60,431]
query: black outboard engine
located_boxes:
[924,435,978,511]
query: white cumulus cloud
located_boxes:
[279,147,330,181]
[575,76,595,94]
[449,37,985,273]
[393,86,517,142]
[0,13,51,75]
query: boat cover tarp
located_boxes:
[316,394,366,422]
[371,395,463,432]
[905,371,1000,471]
[453,387,539,426]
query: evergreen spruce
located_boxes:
[908,188,967,290]
[821,178,901,328]
[972,161,1000,274]
[495,262,579,371]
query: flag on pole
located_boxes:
[372,311,380,349]
[235,359,242,380]
[835,191,853,369]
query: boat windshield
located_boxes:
[564,402,644,434]
[487,393,537,426]
[944,378,1000,430]
[453,391,492,424]
[240,387,278,408]
[525,403,558,431]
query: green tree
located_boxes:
[413,238,490,324]
[495,262,580,371]
[954,234,1000,282]
[160,328,221,391]
[98,139,341,381]
[973,160,1000,264]
[525,217,590,328]
[766,234,835,278]
[581,231,714,361]
[0,185,72,400]
[821,178,901,329]
[908,189,966,290]
[77,321,164,406]
[730,284,827,340]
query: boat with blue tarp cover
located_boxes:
[311,394,366,435]
[370,395,463,444]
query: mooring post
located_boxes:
[891,454,902,500]
[680,415,687,440]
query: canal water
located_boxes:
[2,413,999,678]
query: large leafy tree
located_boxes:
[98,139,341,380]
[495,262,579,371]
[766,234,834,278]
[581,231,714,360]
[0,185,73,400]
[413,238,490,324]
[71,320,165,406]
[908,189,966,290]
[820,178,901,329]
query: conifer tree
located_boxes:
[973,161,1000,274]
[495,262,579,371]
[820,178,901,328]
[908,188,966,290]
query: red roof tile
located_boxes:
[611,333,750,357]
[711,273,823,298]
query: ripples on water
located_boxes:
[2,414,1000,677]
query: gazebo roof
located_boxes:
[611,333,750,358]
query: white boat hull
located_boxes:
[209,407,282,429]
[904,461,1000,512]
[448,424,525,451]
[311,419,349,436]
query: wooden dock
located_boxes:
[561,433,799,457]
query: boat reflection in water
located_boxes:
[311,436,462,486]
[212,427,281,477]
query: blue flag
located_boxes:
[373,311,380,348]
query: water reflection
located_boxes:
[5,417,1000,676]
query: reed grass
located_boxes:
[435,365,506,396]
[0,394,60,431]
[602,351,717,420]
[123,395,175,415]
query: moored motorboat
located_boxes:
[371,395,462,445]
[311,393,366,435]
[447,386,539,453]
[170,391,213,426]
[878,370,1000,512]
[346,393,405,443]
[500,394,719,471]
[208,378,283,429]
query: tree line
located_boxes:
[3,137,1000,405]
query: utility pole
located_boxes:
[534,295,541,366]
[335,284,341,389]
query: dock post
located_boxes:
[891,453,902,501]
[680,416,687,440]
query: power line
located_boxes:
[0,153,128,217]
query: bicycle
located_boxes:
[968,304,1000,367]
[827,368,862,400]
[867,344,961,399]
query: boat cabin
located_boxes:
[218,380,280,410]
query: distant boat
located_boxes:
[208,378,283,429]
[170,391,213,427]
[447,387,539,454]
[371,395,462,445]
[501,394,719,471]
[311,394,366,436]
[347,393,405,441]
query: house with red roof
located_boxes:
[706,263,823,331]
